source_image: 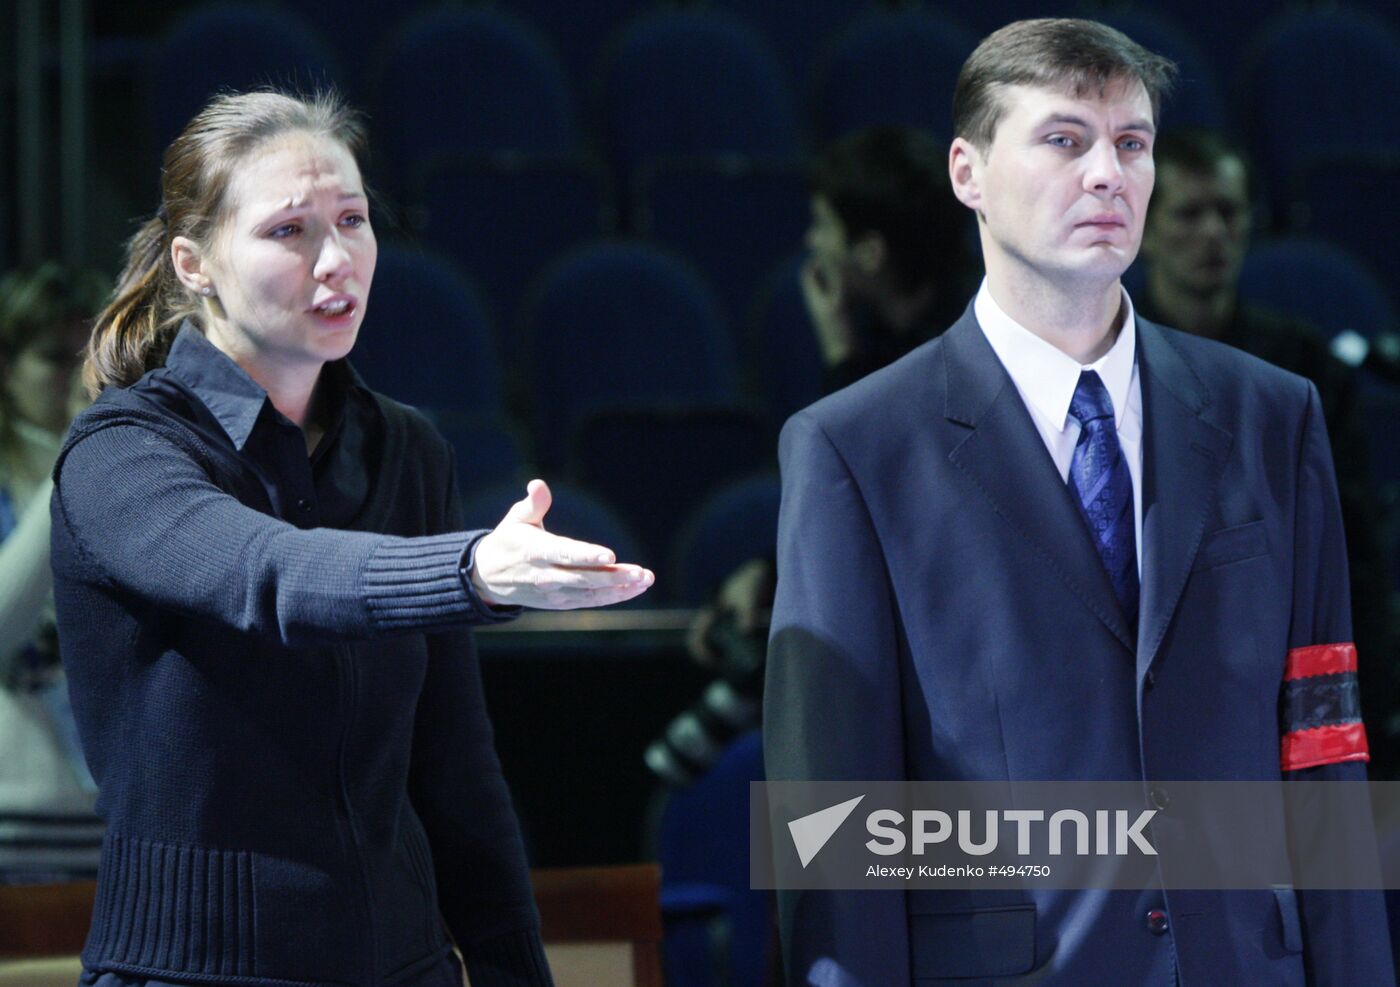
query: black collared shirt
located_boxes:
[161,322,375,532]
[49,324,549,986]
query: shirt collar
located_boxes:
[974,279,1137,432]
[164,322,269,450]
[163,321,364,451]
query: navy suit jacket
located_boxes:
[765,303,1394,986]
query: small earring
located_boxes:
[201,286,213,297]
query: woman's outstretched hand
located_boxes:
[471,479,655,610]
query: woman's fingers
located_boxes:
[542,577,656,610]
[524,564,652,592]
[503,478,553,525]
[474,484,654,608]
[535,534,617,567]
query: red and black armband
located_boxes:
[1279,643,1370,772]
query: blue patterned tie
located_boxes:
[1067,370,1139,624]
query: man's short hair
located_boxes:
[811,126,970,295]
[953,18,1177,151]
[1152,128,1254,190]
[1145,129,1256,230]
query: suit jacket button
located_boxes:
[1143,670,1155,691]
[1150,786,1171,810]
[1146,909,1169,935]
[297,497,313,513]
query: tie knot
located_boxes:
[1069,370,1115,426]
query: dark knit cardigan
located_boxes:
[49,328,552,987]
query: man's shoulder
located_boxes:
[1141,316,1316,410]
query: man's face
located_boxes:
[951,81,1156,291]
[805,195,849,279]
[1140,157,1250,295]
[806,194,888,295]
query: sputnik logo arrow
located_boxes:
[788,795,865,868]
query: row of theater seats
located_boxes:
[363,230,1399,428]
[400,155,1400,373]
[357,232,1398,419]
[127,3,1400,322]
[351,232,1400,603]
[134,1,1400,173]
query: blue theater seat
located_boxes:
[654,730,770,987]
[568,407,772,584]
[520,240,738,469]
[704,0,875,88]
[752,252,826,428]
[637,157,808,346]
[1236,7,1400,202]
[1290,156,1400,316]
[811,9,979,146]
[598,9,800,193]
[375,7,579,191]
[352,243,502,416]
[149,5,341,164]
[414,154,612,339]
[670,475,782,607]
[1236,237,1398,340]
[435,415,531,499]
[510,0,655,107]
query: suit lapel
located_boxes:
[943,310,1137,653]
[1134,319,1233,679]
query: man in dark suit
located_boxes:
[765,18,1394,986]
[1136,127,1399,777]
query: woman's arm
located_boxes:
[53,421,653,648]
[53,423,492,646]
[0,477,56,675]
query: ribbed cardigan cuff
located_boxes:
[363,531,521,631]
[362,532,476,630]
[461,927,555,987]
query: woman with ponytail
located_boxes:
[0,262,107,885]
[53,89,652,987]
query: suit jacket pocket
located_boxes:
[1192,520,1268,571]
[909,904,1036,979]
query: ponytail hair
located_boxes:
[83,214,184,397]
[84,89,367,397]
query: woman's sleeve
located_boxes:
[408,447,554,987]
[52,422,497,647]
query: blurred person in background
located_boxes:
[52,88,653,987]
[651,126,974,787]
[804,126,978,395]
[0,262,107,884]
[1137,127,1399,776]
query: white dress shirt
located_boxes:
[973,280,1144,576]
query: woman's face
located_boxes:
[198,132,376,379]
[3,320,87,433]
